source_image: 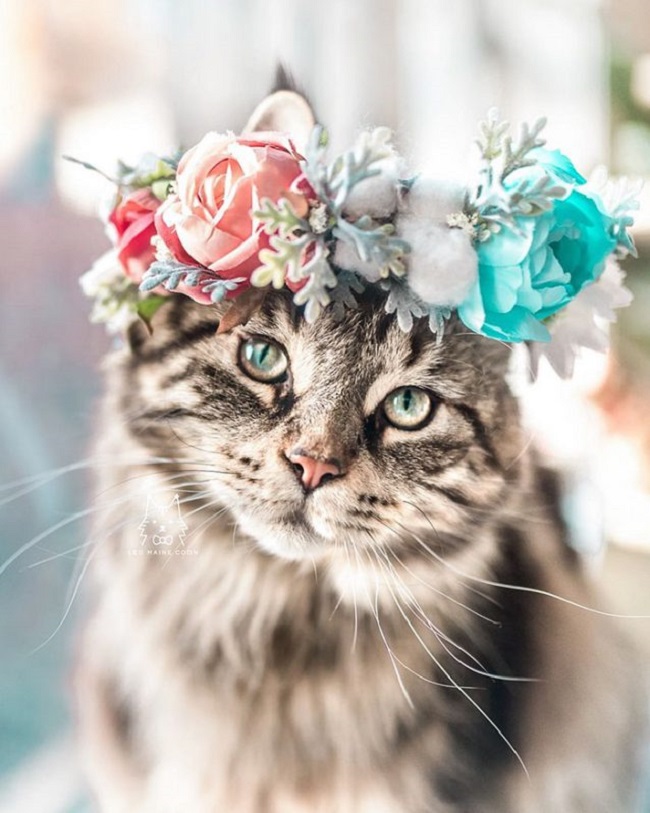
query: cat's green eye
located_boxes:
[239,338,288,383]
[383,387,433,430]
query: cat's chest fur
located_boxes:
[84,504,513,813]
[80,473,644,813]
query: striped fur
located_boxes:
[77,290,646,812]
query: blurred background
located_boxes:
[1,0,650,810]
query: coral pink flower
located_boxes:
[109,189,160,282]
[155,132,313,303]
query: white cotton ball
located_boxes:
[400,176,467,222]
[333,240,384,282]
[343,155,402,219]
[398,215,478,308]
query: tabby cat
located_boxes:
[77,83,646,813]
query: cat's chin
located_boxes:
[237,512,332,562]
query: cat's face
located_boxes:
[122,291,523,563]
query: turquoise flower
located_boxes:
[458,150,617,342]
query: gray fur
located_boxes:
[77,290,646,812]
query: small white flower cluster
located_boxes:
[530,258,633,378]
[529,166,640,379]
[79,251,139,334]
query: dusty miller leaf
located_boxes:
[292,248,338,322]
[382,279,450,336]
[253,198,308,238]
[329,271,365,320]
[139,259,206,292]
[333,216,409,278]
[201,277,246,303]
[252,234,313,289]
[303,125,395,216]
[502,117,547,180]
[588,169,642,258]
[475,108,510,162]
[469,111,564,241]
[117,153,177,189]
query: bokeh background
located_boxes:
[2,1,650,810]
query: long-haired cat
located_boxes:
[76,82,646,813]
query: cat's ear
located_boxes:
[243,90,315,150]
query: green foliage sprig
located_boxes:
[250,126,409,320]
[470,109,566,240]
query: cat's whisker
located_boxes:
[160,498,232,565]
[378,546,536,685]
[505,430,536,471]
[25,539,98,569]
[371,535,530,685]
[373,516,501,626]
[374,544,521,682]
[340,537,360,653]
[406,500,650,621]
[358,546,414,710]
[370,548,490,691]
[377,547,488,669]
[30,527,105,655]
[0,457,97,504]
[328,583,346,621]
[362,545,488,688]
[0,453,215,494]
[0,455,172,496]
[370,547,530,779]
[165,423,221,458]
[0,506,106,579]
[1,475,218,577]
[383,543,499,626]
[386,653,482,692]
[97,464,238,499]
[396,505,503,608]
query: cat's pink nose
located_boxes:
[286,451,341,491]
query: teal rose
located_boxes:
[457,150,617,342]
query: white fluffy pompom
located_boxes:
[342,154,402,220]
[396,177,477,308]
[333,240,384,282]
[402,177,467,221]
[401,219,478,307]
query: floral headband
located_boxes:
[78,105,640,378]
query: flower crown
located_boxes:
[78,106,640,378]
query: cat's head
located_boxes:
[117,90,524,565]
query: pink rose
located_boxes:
[109,189,160,282]
[155,132,313,303]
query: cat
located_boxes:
[76,81,647,813]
